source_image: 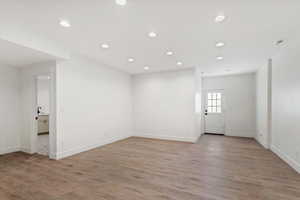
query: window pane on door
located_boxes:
[212,107,216,113]
[208,107,212,113]
[208,93,212,99]
[207,92,222,113]
[212,100,216,106]
[212,93,216,99]
[208,99,212,106]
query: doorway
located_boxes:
[204,90,225,135]
[36,75,51,156]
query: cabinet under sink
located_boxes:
[38,115,49,135]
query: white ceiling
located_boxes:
[0,0,300,75]
[0,39,57,67]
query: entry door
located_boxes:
[204,90,225,134]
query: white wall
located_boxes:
[37,78,50,114]
[132,69,198,142]
[271,44,300,173]
[256,60,272,148]
[0,64,21,154]
[203,73,256,137]
[55,56,132,159]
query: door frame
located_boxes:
[31,72,56,159]
[202,89,226,135]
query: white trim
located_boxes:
[267,60,272,149]
[225,130,255,138]
[0,147,36,155]
[271,145,300,174]
[255,135,269,149]
[30,70,56,159]
[55,135,131,160]
[49,69,57,159]
[0,147,20,155]
[20,148,33,154]
[134,134,198,143]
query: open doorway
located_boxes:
[21,63,57,159]
[35,75,51,156]
[203,89,225,135]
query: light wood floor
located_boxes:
[1,135,300,200]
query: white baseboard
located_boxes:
[20,147,34,154]
[55,134,131,160]
[0,146,36,155]
[255,136,269,149]
[271,145,300,174]
[0,147,20,155]
[225,133,255,138]
[224,129,256,138]
[134,134,198,143]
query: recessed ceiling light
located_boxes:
[144,66,149,70]
[115,0,127,6]
[215,14,226,23]
[59,19,71,27]
[128,58,134,62]
[166,51,174,56]
[177,61,183,66]
[216,42,225,47]
[216,56,224,60]
[148,32,157,38]
[101,43,110,49]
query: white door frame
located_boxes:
[267,59,272,149]
[202,89,226,135]
[31,72,56,159]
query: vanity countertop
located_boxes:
[39,113,49,116]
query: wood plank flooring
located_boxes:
[1,135,300,200]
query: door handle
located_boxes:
[36,106,42,120]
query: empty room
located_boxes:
[1,1,300,199]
